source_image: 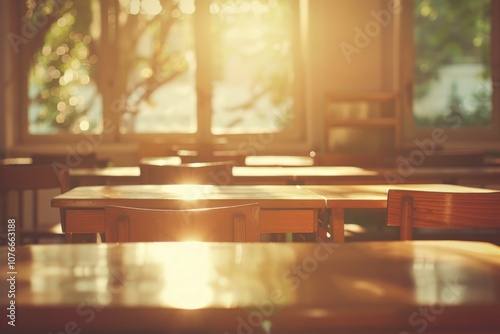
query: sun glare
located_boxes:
[179,0,196,15]
[158,243,214,309]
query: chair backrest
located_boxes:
[385,149,485,168]
[138,141,179,159]
[140,161,234,185]
[0,164,69,244]
[178,150,247,166]
[311,151,382,168]
[104,203,260,242]
[387,189,500,240]
[31,152,107,168]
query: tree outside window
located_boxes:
[24,0,299,138]
[413,0,493,128]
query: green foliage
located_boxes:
[414,0,491,96]
[28,0,97,133]
[413,0,492,127]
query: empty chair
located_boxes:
[177,149,247,166]
[31,152,108,168]
[385,149,485,168]
[0,164,69,244]
[387,189,500,240]
[310,151,383,168]
[138,141,179,159]
[140,161,234,185]
[104,203,260,242]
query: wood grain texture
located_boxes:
[104,203,260,242]
[140,161,235,185]
[3,241,500,333]
[387,189,500,240]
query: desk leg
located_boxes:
[331,207,345,243]
[316,209,331,243]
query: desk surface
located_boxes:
[54,183,497,209]
[139,155,315,167]
[234,166,500,184]
[303,183,497,208]
[244,155,314,166]
[52,184,326,209]
[0,157,32,165]
[2,241,500,333]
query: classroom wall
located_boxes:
[308,0,398,152]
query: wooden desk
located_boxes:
[234,166,500,185]
[51,184,326,242]
[69,165,500,186]
[139,156,182,166]
[52,183,495,244]
[245,155,314,166]
[233,166,390,184]
[69,167,141,185]
[69,166,382,186]
[0,157,32,165]
[139,155,314,167]
[3,241,500,333]
[303,184,497,243]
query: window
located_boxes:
[402,0,500,141]
[16,0,304,144]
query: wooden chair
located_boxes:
[104,203,261,242]
[138,141,179,159]
[387,189,500,240]
[0,164,69,244]
[384,149,485,168]
[140,161,234,185]
[310,151,383,168]
[31,152,108,168]
[177,149,247,166]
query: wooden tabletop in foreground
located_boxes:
[2,241,500,334]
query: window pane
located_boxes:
[209,0,295,134]
[119,0,197,134]
[28,0,102,134]
[413,0,492,128]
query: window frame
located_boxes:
[400,0,500,145]
[13,0,308,149]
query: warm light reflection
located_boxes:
[179,0,196,15]
[158,242,214,309]
[30,245,110,303]
[209,2,220,14]
[353,280,385,297]
[142,0,162,15]
[79,120,90,131]
[126,0,163,15]
[167,184,217,200]
[129,0,141,14]
[410,245,435,303]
